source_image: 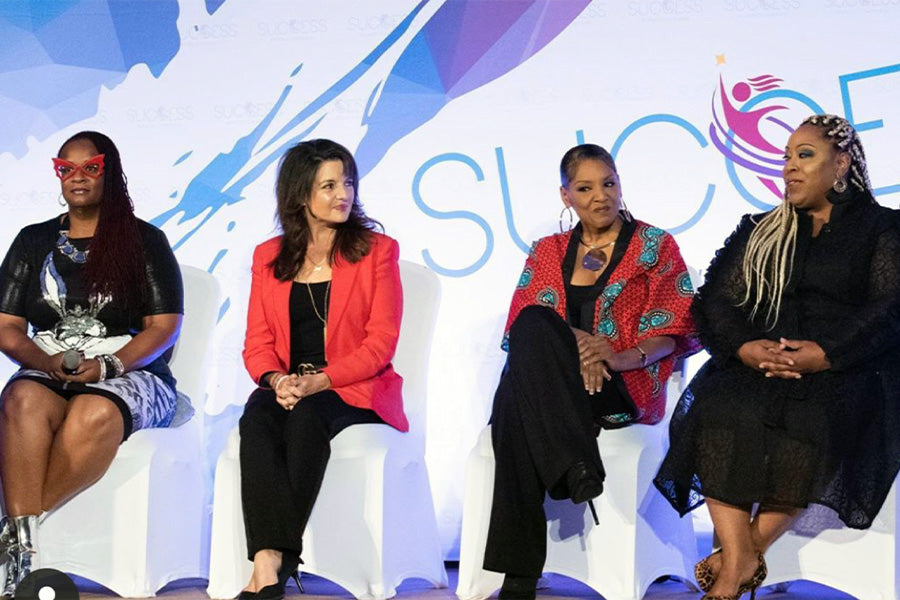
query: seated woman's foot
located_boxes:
[694,547,722,591]
[705,551,765,599]
[240,550,282,598]
[566,461,604,504]
[499,574,538,600]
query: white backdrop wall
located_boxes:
[1,0,899,558]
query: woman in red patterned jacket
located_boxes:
[483,144,699,599]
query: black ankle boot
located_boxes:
[499,574,538,600]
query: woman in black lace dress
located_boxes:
[0,131,183,594]
[654,115,900,600]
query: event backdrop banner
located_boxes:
[1,0,898,557]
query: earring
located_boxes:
[57,193,66,207]
[833,177,848,193]
[559,206,574,233]
[619,197,634,223]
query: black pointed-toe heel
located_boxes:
[254,552,302,600]
[566,461,604,525]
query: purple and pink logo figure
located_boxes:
[710,72,823,210]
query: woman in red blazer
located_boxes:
[238,139,404,600]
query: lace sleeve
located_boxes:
[819,221,900,371]
[691,215,765,366]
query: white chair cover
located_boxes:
[38,264,220,596]
[456,363,697,600]
[206,260,447,599]
[762,484,900,600]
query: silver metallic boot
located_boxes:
[12,516,38,587]
[0,517,17,598]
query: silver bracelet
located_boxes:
[109,354,125,378]
[97,356,108,382]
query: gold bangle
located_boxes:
[271,374,289,392]
[635,344,648,367]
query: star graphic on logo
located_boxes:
[716,53,727,65]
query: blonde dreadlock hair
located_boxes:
[740,114,873,329]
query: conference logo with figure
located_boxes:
[709,68,825,211]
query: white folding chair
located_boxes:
[36,264,220,596]
[456,361,697,600]
[207,260,448,600]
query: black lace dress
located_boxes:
[654,194,900,528]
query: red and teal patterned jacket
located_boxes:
[502,220,700,425]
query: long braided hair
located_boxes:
[740,114,873,328]
[60,131,146,308]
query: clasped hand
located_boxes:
[45,352,102,383]
[738,338,831,379]
[573,329,614,395]
[274,372,331,410]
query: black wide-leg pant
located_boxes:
[483,305,607,577]
[239,387,383,560]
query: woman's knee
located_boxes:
[0,380,65,426]
[239,393,282,436]
[65,396,124,441]
[509,305,566,348]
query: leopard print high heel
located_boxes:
[694,547,721,592]
[700,553,766,600]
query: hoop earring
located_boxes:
[833,177,848,193]
[559,206,574,233]
[57,193,66,207]
[619,197,634,223]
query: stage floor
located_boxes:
[76,564,857,600]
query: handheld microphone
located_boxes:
[61,349,83,374]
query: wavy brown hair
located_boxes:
[271,139,381,281]
[59,131,146,308]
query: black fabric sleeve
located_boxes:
[141,223,184,316]
[0,229,34,317]
[691,214,766,366]
[819,221,900,371]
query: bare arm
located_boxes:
[0,312,62,376]
[605,335,677,372]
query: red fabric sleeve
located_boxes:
[242,242,284,385]
[636,232,700,357]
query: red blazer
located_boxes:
[243,233,407,431]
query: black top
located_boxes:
[561,219,640,428]
[288,281,328,372]
[0,215,183,389]
[562,219,636,331]
[655,192,900,528]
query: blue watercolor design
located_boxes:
[151,0,589,251]
[0,0,183,157]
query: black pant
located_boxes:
[239,388,383,560]
[483,305,606,577]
